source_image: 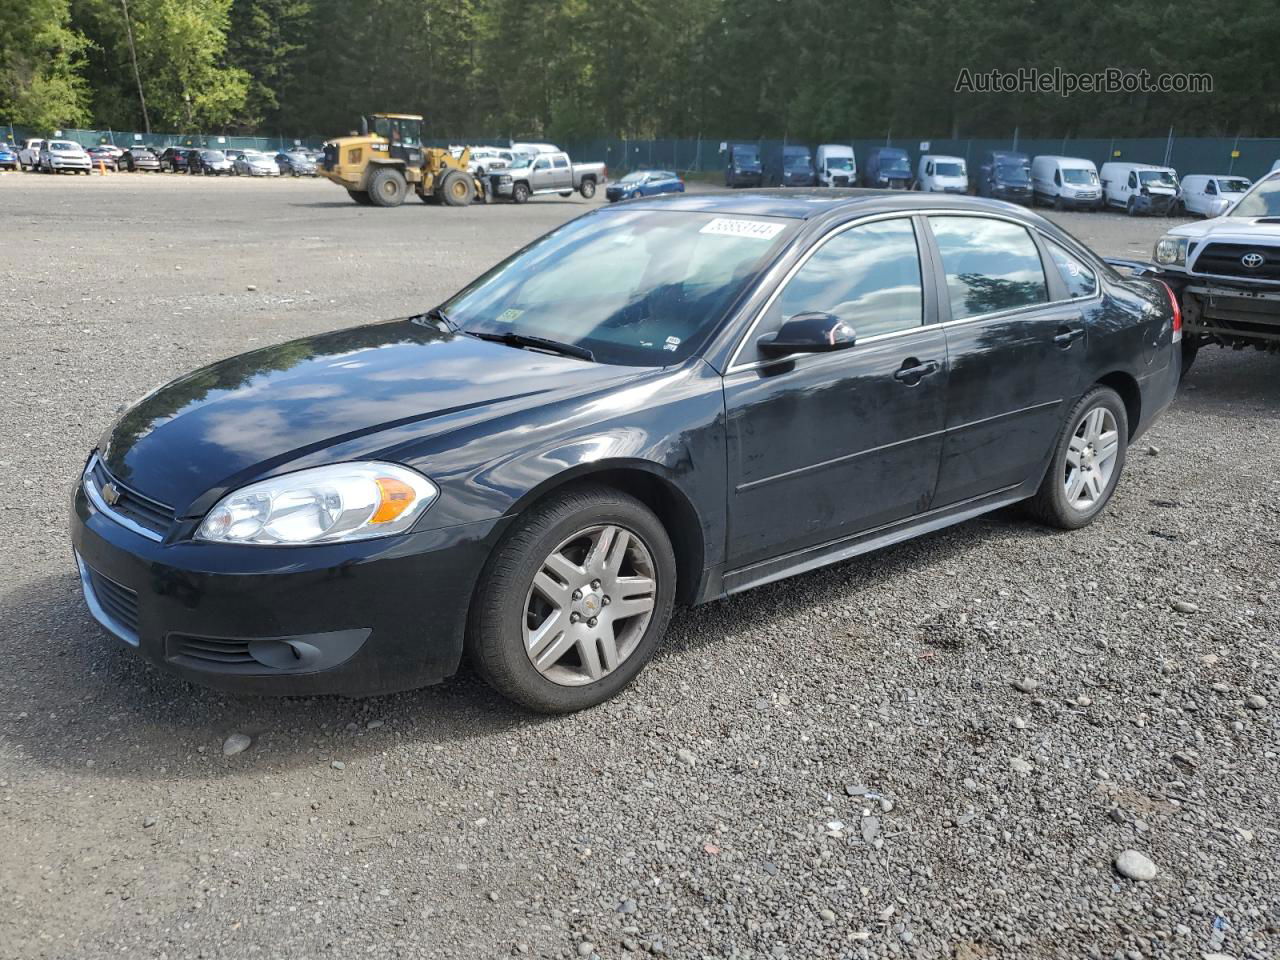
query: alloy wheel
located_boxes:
[1064,406,1120,511]
[522,524,657,686]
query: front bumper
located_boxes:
[70,472,507,697]
[1131,193,1176,215]
[50,160,92,171]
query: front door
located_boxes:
[924,214,1087,506]
[724,216,948,573]
[530,155,557,192]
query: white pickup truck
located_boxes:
[1136,171,1280,373]
[487,150,606,203]
[18,138,44,170]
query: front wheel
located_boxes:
[1126,196,1139,216]
[511,181,530,204]
[1026,386,1128,530]
[439,170,474,206]
[347,189,374,206]
[367,167,407,207]
[579,178,596,199]
[1180,334,1202,377]
[467,485,676,713]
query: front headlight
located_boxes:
[196,462,437,546]
[1154,235,1189,267]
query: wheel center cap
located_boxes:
[578,592,602,618]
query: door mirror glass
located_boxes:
[757,313,856,357]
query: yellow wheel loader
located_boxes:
[318,113,486,207]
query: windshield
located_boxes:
[372,116,421,146]
[733,148,759,163]
[1219,178,1251,194]
[826,157,854,172]
[443,209,795,366]
[1229,177,1280,217]
[934,162,965,177]
[996,163,1030,183]
[881,154,910,173]
[1139,170,1177,188]
[50,141,79,152]
[784,153,812,169]
[1062,168,1095,185]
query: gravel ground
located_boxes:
[1,172,1277,960]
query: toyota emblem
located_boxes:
[1241,252,1266,269]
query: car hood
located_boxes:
[1168,217,1280,240]
[101,319,645,515]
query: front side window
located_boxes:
[929,216,1048,320]
[1044,240,1098,299]
[1128,172,1138,189]
[445,210,797,367]
[534,156,550,170]
[762,218,923,342]
[1205,180,1218,195]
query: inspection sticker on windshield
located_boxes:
[495,308,524,324]
[699,218,785,240]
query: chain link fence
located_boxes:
[6,123,1279,181]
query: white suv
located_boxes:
[39,140,92,174]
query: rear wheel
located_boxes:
[347,189,374,206]
[367,167,407,207]
[1026,386,1128,530]
[579,178,597,199]
[439,170,474,206]
[468,485,676,713]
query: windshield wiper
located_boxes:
[467,330,595,362]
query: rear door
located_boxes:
[925,214,1087,506]
[551,154,572,190]
[723,215,948,572]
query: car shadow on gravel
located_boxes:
[2,508,1059,782]
[1175,348,1280,415]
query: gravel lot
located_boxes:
[1,172,1277,960]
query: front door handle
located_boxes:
[1054,326,1086,348]
[893,358,940,385]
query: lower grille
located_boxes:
[168,634,256,666]
[77,554,140,645]
[833,176,850,187]
[1193,243,1280,282]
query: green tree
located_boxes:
[227,0,310,129]
[0,0,91,128]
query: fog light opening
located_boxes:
[247,638,321,670]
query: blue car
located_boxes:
[0,142,18,170]
[606,169,684,202]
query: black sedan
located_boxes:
[71,192,1180,712]
[189,149,234,175]
[275,150,317,176]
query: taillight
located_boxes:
[1158,280,1182,343]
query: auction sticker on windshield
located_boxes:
[699,218,787,240]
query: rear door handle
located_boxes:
[1054,326,1086,348]
[894,358,940,385]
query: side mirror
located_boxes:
[757,312,856,358]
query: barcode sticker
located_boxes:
[699,218,786,240]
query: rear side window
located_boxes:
[552,156,568,169]
[765,218,923,340]
[929,216,1048,320]
[1044,240,1098,299]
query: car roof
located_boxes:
[622,189,1036,221]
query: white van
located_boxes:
[1179,174,1252,218]
[1099,161,1179,215]
[915,154,967,193]
[814,144,856,187]
[1030,156,1101,210]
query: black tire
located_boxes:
[579,178,596,199]
[512,181,530,204]
[1180,335,1201,377]
[559,190,573,197]
[1026,386,1129,531]
[439,170,474,206]
[347,189,374,206]
[1053,195,1064,212]
[467,484,677,713]
[1126,196,1139,216]
[367,167,407,207]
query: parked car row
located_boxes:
[720,142,1263,219]
[9,138,321,178]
